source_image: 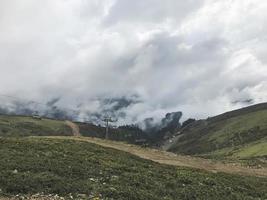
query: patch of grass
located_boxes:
[201,138,267,159]
[207,110,267,144]
[0,137,266,200]
[0,115,72,137]
[235,140,267,158]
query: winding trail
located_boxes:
[45,135,267,178]
[65,121,81,137]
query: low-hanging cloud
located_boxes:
[0,0,267,125]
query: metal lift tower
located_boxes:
[103,116,116,139]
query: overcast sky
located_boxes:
[0,0,267,124]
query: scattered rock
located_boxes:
[77,194,87,198]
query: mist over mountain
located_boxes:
[141,112,182,132]
[1,1,267,125]
[1,1,267,199]
[0,97,74,120]
[137,111,183,143]
[0,93,183,140]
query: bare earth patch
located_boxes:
[65,121,81,137]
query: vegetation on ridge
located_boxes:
[168,103,267,164]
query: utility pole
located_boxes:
[103,117,116,139]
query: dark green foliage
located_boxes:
[0,137,266,200]
[78,122,148,144]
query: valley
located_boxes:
[0,103,267,199]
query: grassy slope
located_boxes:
[0,115,144,142]
[0,115,72,137]
[204,139,267,160]
[169,103,267,161]
[0,137,267,200]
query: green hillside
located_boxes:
[168,103,267,161]
[0,115,72,137]
[0,137,266,200]
[0,114,146,144]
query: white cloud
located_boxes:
[0,0,266,124]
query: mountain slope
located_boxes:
[0,114,146,143]
[0,137,267,200]
[168,103,267,161]
[0,115,72,137]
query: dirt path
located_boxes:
[45,136,267,177]
[65,121,81,137]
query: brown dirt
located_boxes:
[44,136,267,178]
[65,121,80,137]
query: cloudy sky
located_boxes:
[0,0,267,124]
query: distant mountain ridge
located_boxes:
[167,103,267,163]
[208,103,267,123]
